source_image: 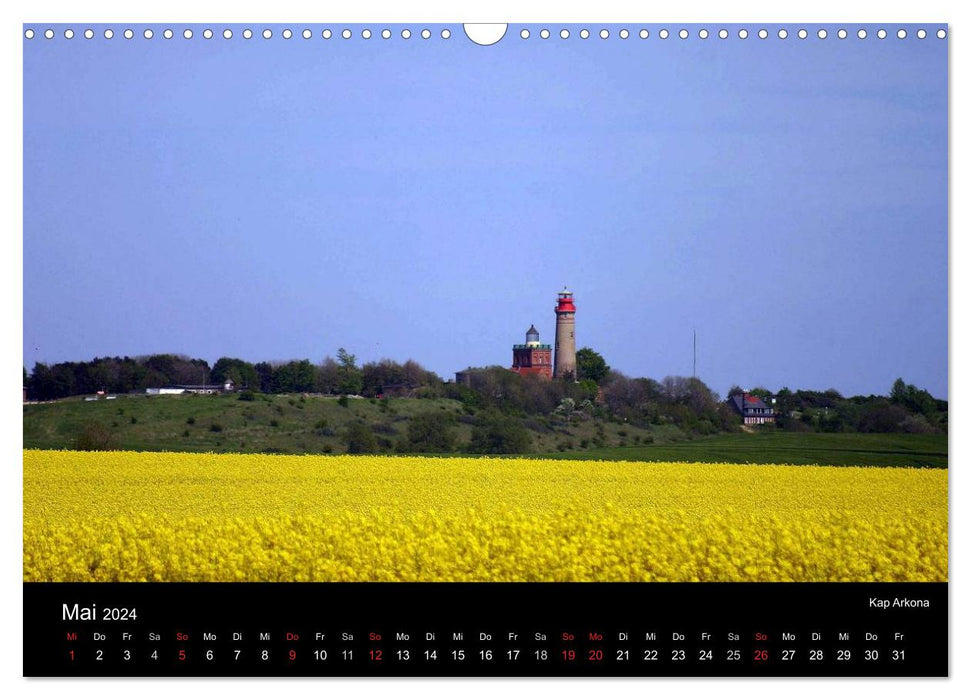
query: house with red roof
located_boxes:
[728,392,777,425]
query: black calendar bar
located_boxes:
[24,582,947,677]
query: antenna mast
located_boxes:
[693,329,697,378]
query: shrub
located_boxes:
[186,416,196,425]
[238,391,256,402]
[338,396,349,408]
[270,419,279,428]
[398,412,457,453]
[209,423,223,433]
[468,411,531,454]
[74,422,118,451]
[344,422,377,454]
[130,416,138,425]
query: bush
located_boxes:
[344,422,378,454]
[900,413,936,434]
[338,395,350,408]
[238,391,256,402]
[270,419,279,428]
[398,412,457,453]
[468,411,531,454]
[186,416,196,425]
[209,423,223,433]
[74,422,118,451]
[130,416,138,425]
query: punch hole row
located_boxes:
[23,26,947,42]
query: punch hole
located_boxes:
[183,29,192,39]
[322,29,332,39]
[560,29,569,39]
[243,29,252,39]
[817,29,827,39]
[937,29,947,38]
[699,29,709,39]
[163,29,173,39]
[341,29,351,39]
[659,29,669,40]
[362,29,372,39]
[382,29,391,39]
[24,28,34,39]
[798,29,808,39]
[580,29,590,39]
[44,28,54,39]
[837,29,847,39]
[917,29,926,39]
[858,29,867,39]
[421,29,431,39]
[442,29,451,39]
[638,29,648,39]
[105,28,114,39]
[679,29,688,39]
[520,29,529,39]
[303,29,312,39]
[619,29,630,39]
[877,29,887,39]
[64,29,74,39]
[897,29,907,39]
[401,29,411,39]
[223,29,232,39]
[758,29,767,39]
[540,29,550,39]
[738,29,748,39]
[143,29,152,39]
[778,29,788,39]
[86,29,95,39]
[203,29,213,40]
[282,29,293,39]
[718,29,728,39]
[599,29,609,39]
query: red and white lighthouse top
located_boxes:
[555,288,576,313]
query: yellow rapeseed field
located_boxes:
[23,450,947,583]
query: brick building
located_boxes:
[510,324,553,380]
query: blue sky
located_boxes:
[23,24,948,398]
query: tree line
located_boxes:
[25,348,945,436]
[24,349,442,401]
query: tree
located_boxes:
[211,358,259,389]
[314,357,340,394]
[890,378,937,417]
[255,361,276,393]
[576,347,610,384]
[273,360,315,393]
[336,347,363,395]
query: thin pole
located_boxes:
[693,330,696,378]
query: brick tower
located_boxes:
[553,288,577,380]
[511,324,553,379]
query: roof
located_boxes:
[526,324,539,335]
[729,392,770,412]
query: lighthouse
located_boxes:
[553,288,577,380]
